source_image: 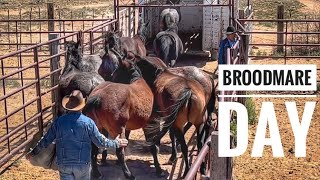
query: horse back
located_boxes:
[169,66,213,101]
[121,37,147,57]
[155,71,207,130]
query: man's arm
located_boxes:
[88,120,119,148]
[31,120,58,155]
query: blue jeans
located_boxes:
[58,164,91,180]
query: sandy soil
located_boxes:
[233,0,320,178]
[0,0,319,179]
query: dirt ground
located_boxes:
[0,0,320,179]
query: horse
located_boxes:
[160,8,180,31]
[83,59,156,180]
[98,22,149,80]
[98,31,126,81]
[113,55,211,178]
[119,21,149,56]
[106,49,216,169]
[58,40,105,115]
[153,23,183,67]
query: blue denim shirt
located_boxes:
[218,38,237,64]
[32,112,119,165]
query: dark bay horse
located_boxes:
[115,56,211,178]
[120,21,149,56]
[98,23,149,80]
[83,59,155,180]
[153,23,183,67]
[58,40,105,115]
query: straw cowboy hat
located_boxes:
[225,26,237,35]
[62,90,86,111]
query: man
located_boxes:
[218,26,238,65]
[27,90,128,180]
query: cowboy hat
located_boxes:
[62,90,86,111]
[225,26,236,35]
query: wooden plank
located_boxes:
[210,131,233,180]
[49,33,60,120]
[47,3,54,33]
[277,5,284,53]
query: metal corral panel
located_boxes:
[179,7,203,33]
[202,0,230,51]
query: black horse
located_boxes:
[153,22,183,67]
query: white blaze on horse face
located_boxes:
[218,102,248,157]
[286,101,315,157]
[252,102,284,157]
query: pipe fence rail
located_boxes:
[0,18,119,171]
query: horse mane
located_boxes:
[165,23,179,34]
[136,22,149,44]
[112,59,143,84]
[135,57,165,87]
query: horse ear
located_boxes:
[76,39,81,49]
[116,30,123,37]
[110,24,115,32]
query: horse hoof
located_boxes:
[156,169,166,177]
[100,160,109,166]
[125,174,136,180]
[91,171,102,179]
[167,158,177,165]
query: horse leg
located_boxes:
[101,129,109,165]
[150,140,164,177]
[196,123,206,175]
[125,130,131,140]
[199,122,211,175]
[115,129,130,166]
[175,129,189,178]
[116,127,135,180]
[91,143,102,179]
[168,128,177,164]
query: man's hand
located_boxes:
[115,135,128,148]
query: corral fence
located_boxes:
[0,2,133,80]
[0,5,135,170]
[235,4,320,83]
[238,18,320,83]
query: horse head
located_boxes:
[64,40,82,72]
[65,39,81,56]
[137,21,150,44]
[99,33,127,81]
[104,30,122,52]
[112,58,142,84]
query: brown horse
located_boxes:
[114,56,212,178]
[83,59,155,180]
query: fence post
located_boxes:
[33,47,44,135]
[47,3,55,34]
[277,5,284,53]
[210,131,233,180]
[238,9,245,30]
[49,33,60,120]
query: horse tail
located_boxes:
[202,70,216,118]
[83,96,102,115]
[145,88,192,145]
